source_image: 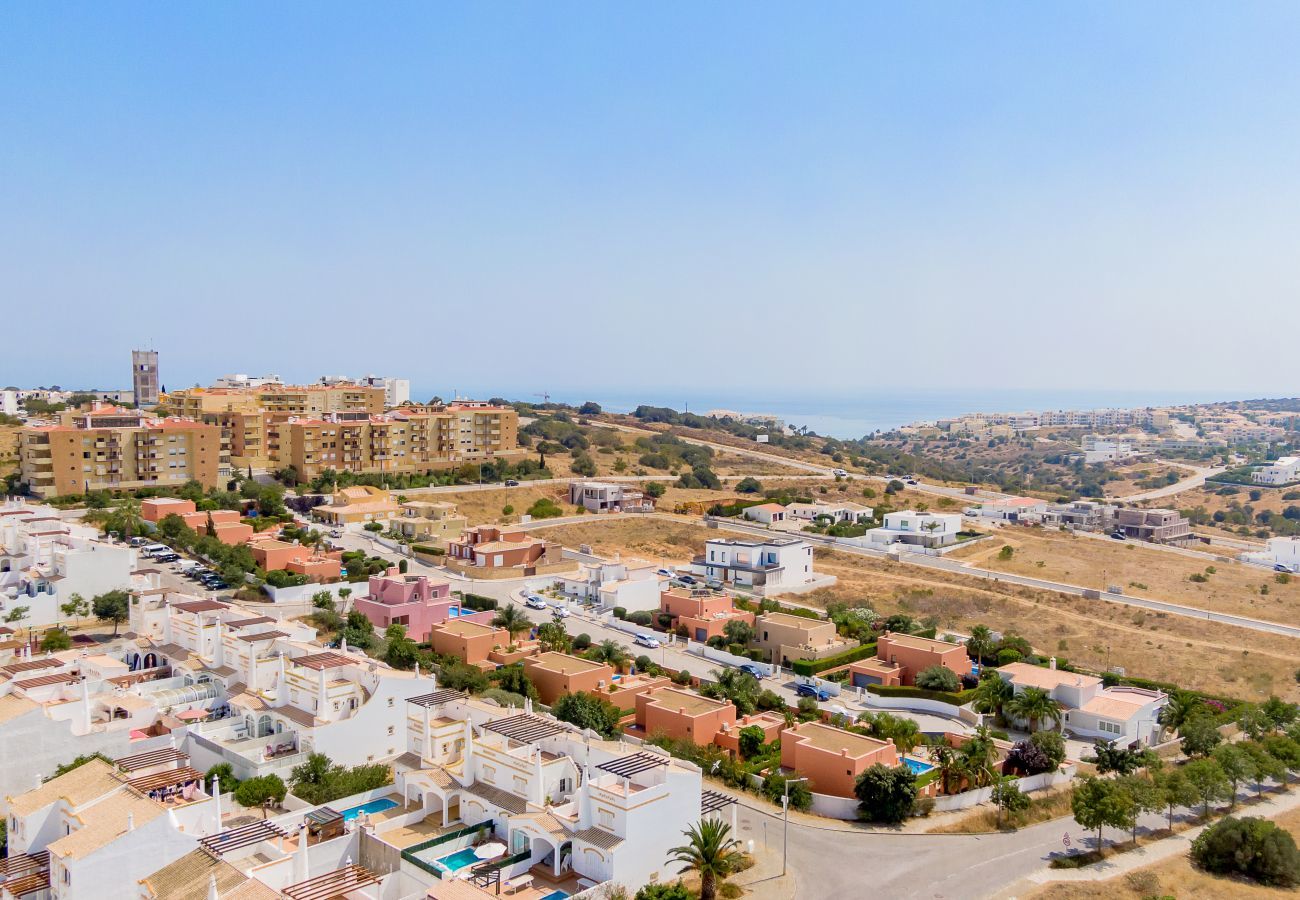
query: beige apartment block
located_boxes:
[19,405,222,498]
[753,611,853,667]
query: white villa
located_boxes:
[1244,536,1300,573]
[865,511,963,549]
[695,537,828,593]
[554,554,665,613]
[0,501,140,628]
[394,691,709,895]
[997,661,1168,746]
[1253,456,1300,486]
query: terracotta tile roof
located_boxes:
[8,759,127,816]
[460,781,527,815]
[139,848,255,900]
[1,657,64,676]
[171,599,229,614]
[571,826,624,850]
[274,704,324,728]
[49,788,164,860]
[998,662,1101,692]
[13,671,79,690]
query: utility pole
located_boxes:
[782,776,807,877]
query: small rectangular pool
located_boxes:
[433,847,482,875]
[539,891,570,900]
[337,797,400,822]
[903,757,935,776]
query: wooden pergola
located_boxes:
[282,864,381,900]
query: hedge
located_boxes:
[865,684,977,707]
[790,642,878,677]
[412,544,446,556]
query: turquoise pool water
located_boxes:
[434,847,482,875]
[448,605,465,617]
[540,892,570,900]
[338,797,399,821]
[903,757,935,775]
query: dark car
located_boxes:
[1110,532,1127,540]
[737,663,765,680]
[505,479,520,487]
[678,575,697,585]
[794,682,831,701]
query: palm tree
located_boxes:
[956,727,999,788]
[668,819,745,900]
[1004,687,1062,735]
[591,639,630,671]
[966,624,995,663]
[1158,690,1198,738]
[930,741,961,794]
[112,497,144,541]
[970,673,1014,719]
[492,605,531,644]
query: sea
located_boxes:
[415,387,1257,441]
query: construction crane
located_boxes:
[533,392,551,405]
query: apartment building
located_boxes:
[271,403,519,482]
[131,350,160,407]
[848,632,969,688]
[18,406,222,498]
[1252,456,1300,486]
[568,481,654,514]
[779,721,900,799]
[358,374,411,408]
[753,612,852,666]
[695,537,816,590]
[658,586,755,643]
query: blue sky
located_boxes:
[4,2,1299,402]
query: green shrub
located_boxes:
[865,684,974,707]
[790,642,878,677]
[411,544,446,556]
[1191,816,1300,886]
[612,607,627,620]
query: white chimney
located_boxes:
[1049,657,1057,670]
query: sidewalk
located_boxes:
[1003,784,1300,894]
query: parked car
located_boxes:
[129,537,148,547]
[705,579,724,591]
[524,595,549,610]
[794,682,831,701]
[1275,564,1294,573]
[1110,532,1127,540]
[737,663,765,680]
[329,529,342,538]
[677,575,697,585]
[505,479,520,487]
[656,568,675,577]
[905,478,919,485]
[831,468,848,477]
[633,633,661,649]
[550,603,570,618]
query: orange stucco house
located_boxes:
[428,619,513,668]
[633,686,737,746]
[522,652,617,705]
[659,586,756,643]
[780,721,900,799]
[848,632,970,688]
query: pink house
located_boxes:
[353,567,493,642]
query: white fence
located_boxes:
[693,644,777,677]
[262,580,360,605]
[857,690,981,725]
[931,767,1076,813]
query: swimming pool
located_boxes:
[447,605,465,617]
[539,891,570,900]
[337,797,400,821]
[433,847,483,875]
[903,757,935,775]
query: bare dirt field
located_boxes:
[948,526,1300,623]
[1103,462,1190,498]
[0,425,19,477]
[529,517,1300,702]
[1023,806,1300,899]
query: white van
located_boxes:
[143,544,170,557]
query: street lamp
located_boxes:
[781,776,808,877]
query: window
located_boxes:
[388,698,395,707]
[598,809,614,828]
[387,725,395,736]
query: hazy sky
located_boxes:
[4,2,1300,402]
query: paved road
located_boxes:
[1106,462,1226,502]
[738,783,1277,900]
